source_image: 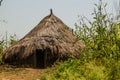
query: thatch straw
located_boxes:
[2,11,85,67]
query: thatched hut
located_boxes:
[2,10,85,68]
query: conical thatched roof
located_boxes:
[2,10,85,67]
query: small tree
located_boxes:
[75,0,119,60]
[9,34,18,45]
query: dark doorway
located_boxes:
[36,49,44,68]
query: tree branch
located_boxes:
[0,0,3,6]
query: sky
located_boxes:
[0,0,116,39]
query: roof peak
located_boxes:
[50,9,53,15]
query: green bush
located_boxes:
[75,1,119,61]
[44,58,108,80]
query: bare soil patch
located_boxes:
[0,65,46,80]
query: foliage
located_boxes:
[75,0,120,79]
[44,59,108,80]
[75,1,119,59]
[42,0,120,80]
[9,34,18,45]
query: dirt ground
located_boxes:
[0,65,47,80]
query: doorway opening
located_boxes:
[36,49,44,68]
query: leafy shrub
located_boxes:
[75,1,119,61]
[44,58,108,80]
